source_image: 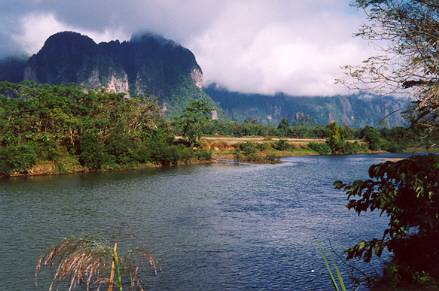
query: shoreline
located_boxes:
[2,150,420,179]
[1,159,213,179]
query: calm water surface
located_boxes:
[0,154,409,290]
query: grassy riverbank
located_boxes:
[202,136,377,162]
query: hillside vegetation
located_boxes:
[207,85,408,127]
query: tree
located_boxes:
[0,143,38,174]
[0,82,190,175]
[360,126,382,151]
[326,121,346,154]
[177,98,214,146]
[277,118,289,136]
[78,130,108,170]
[336,0,439,286]
[339,0,439,134]
[335,156,439,285]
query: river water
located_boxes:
[0,154,409,290]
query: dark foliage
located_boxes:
[336,155,439,286]
[272,139,290,151]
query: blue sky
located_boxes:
[0,0,374,96]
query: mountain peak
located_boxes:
[5,31,205,109]
[130,32,177,47]
[42,31,96,50]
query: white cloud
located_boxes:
[4,0,376,96]
[13,13,129,55]
[188,1,375,96]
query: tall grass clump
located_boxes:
[35,236,159,291]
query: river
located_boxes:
[0,154,409,290]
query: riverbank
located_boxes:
[204,135,376,163]
[2,158,213,178]
[3,135,431,177]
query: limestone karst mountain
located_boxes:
[2,31,206,112]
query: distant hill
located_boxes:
[206,85,409,128]
[0,56,27,83]
[0,31,410,127]
[0,31,206,112]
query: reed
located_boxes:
[36,236,159,291]
[319,248,347,291]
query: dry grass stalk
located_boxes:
[36,236,160,291]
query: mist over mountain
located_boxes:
[1,31,205,111]
[0,31,410,127]
[207,85,409,128]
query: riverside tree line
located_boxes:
[0,82,213,175]
[0,81,436,176]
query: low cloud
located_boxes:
[0,0,375,96]
[13,13,129,54]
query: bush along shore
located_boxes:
[0,82,212,177]
[1,82,436,177]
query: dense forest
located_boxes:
[0,81,434,176]
[0,81,212,176]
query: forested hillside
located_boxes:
[207,85,409,127]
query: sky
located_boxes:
[0,0,375,96]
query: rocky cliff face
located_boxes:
[11,31,205,109]
[0,32,409,126]
[207,85,409,127]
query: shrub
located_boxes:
[233,149,258,162]
[272,139,290,151]
[343,141,368,154]
[239,141,258,156]
[335,155,439,286]
[148,138,195,166]
[233,149,242,162]
[130,142,151,164]
[265,154,280,163]
[308,142,331,155]
[56,155,83,174]
[256,142,271,151]
[174,144,194,163]
[0,143,38,175]
[381,140,405,153]
[195,149,212,161]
